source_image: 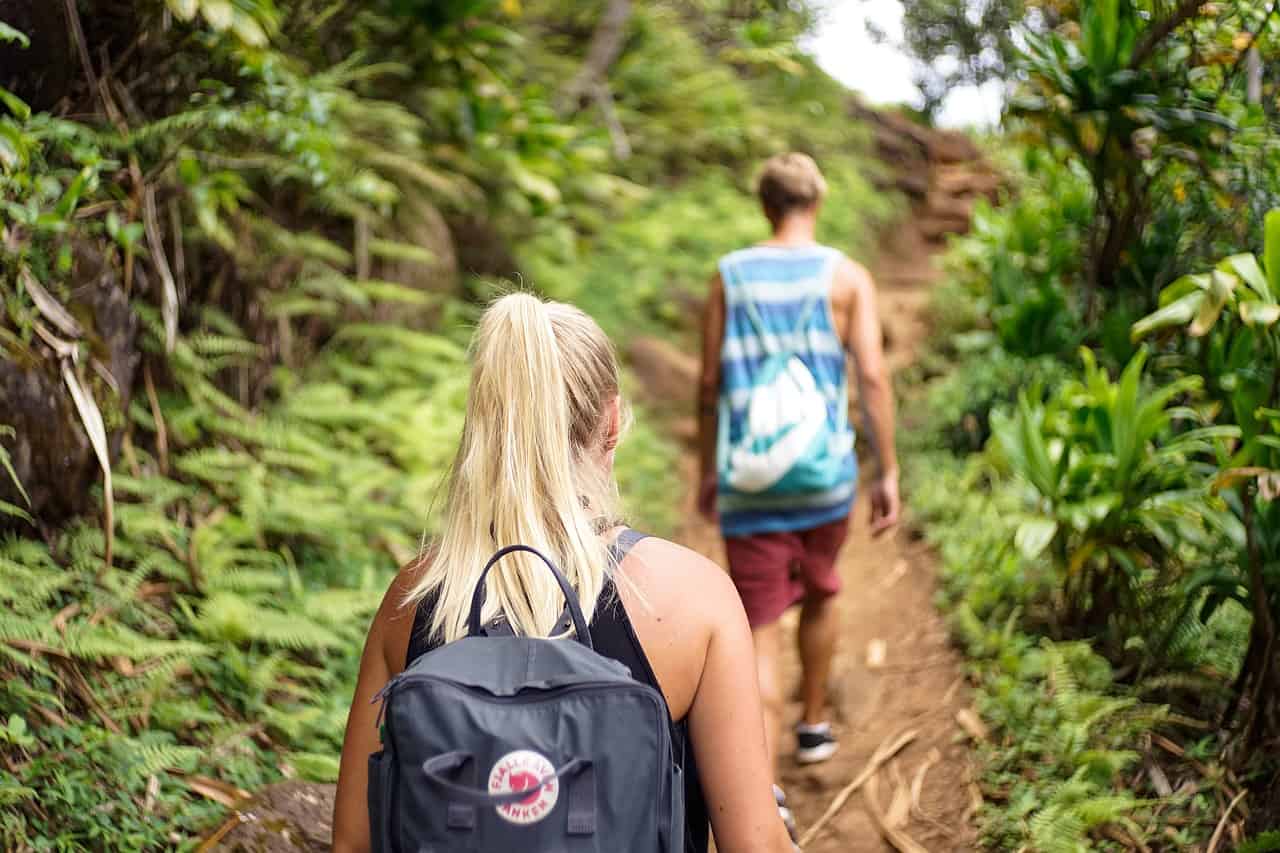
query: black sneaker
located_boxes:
[795,722,838,764]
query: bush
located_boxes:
[933,149,1091,357]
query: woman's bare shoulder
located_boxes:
[619,536,740,619]
[374,551,434,673]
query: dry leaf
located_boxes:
[31,320,78,359]
[885,773,912,829]
[20,267,83,338]
[1147,761,1173,797]
[865,772,930,853]
[910,748,943,816]
[62,361,114,571]
[186,774,251,808]
[877,559,909,590]
[143,774,160,813]
[867,638,888,668]
[143,186,180,353]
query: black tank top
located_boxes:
[403,530,711,853]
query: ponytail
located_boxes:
[408,293,624,643]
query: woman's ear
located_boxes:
[604,395,622,453]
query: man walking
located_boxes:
[697,152,900,789]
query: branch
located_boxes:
[1129,0,1204,68]
[556,0,632,114]
[592,82,631,160]
[1219,0,1278,97]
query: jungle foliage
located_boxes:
[905,0,1280,841]
[0,0,888,847]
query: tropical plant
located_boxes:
[987,348,1234,656]
[0,0,885,845]
[909,448,1231,849]
[935,148,1092,357]
[1132,207,1280,753]
[1009,0,1280,312]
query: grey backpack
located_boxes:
[368,544,686,852]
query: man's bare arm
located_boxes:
[696,273,726,517]
[842,260,900,534]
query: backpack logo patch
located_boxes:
[488,750,558,825]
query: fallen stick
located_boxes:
[864,772,930,853]
[797,728,918,848]
[909,748,943,819]
[1205,789,1247,853]
[886,760,911,828]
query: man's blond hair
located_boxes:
[757,152,827,223]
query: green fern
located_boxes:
[1240,831,1280,853]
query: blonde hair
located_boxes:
[408,292,624,643]
[757,152,827,223]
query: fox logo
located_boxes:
[488,750,558,824]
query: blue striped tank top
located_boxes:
[716,245,857,536]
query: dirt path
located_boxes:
[674,223,979,852]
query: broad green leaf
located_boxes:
[0,86,29,121]
[1132,290,1204,340]
[166,0,199,19]
[1018,394,1059,498]
[54,168,92,219]
[201,0,234,31]
[1157,273,1209,307]
[1220,253,1271,301]
[230,12,268,46]
[1239,300,1280,327]
[1062,494,1121,530]
[0,22,29,47]
[1112,350,1146,483]
[1265,209,1280,297]
[0,499,32,524]
[1188,269,1236,336]
[1015,518,1059,559]
[0,127,19,171]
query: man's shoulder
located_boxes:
[831,254,873,296]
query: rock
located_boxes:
[892,172,931,201]
[917,214,974,242]
[933,164,1004,202]
[921,191,976,224]
[926,130,983,165]
[214,781,335,852]
[0,244,137,532]
[625,336,699,413]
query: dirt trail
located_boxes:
[674,222,979,852]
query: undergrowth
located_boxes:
[900,148,1258,850]
[0,0,885,847]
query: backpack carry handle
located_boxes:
[422,751,593,807]
[468,545,593,649]
[422,752,598,836]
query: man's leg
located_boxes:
[792,515,848,763]
[751,620,785,772]
[797,592,839,725]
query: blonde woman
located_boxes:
[332,293,793,853]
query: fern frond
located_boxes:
[196,593,344,649]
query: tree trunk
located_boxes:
[557,0,632,114]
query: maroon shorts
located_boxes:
[724,515,850,628]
